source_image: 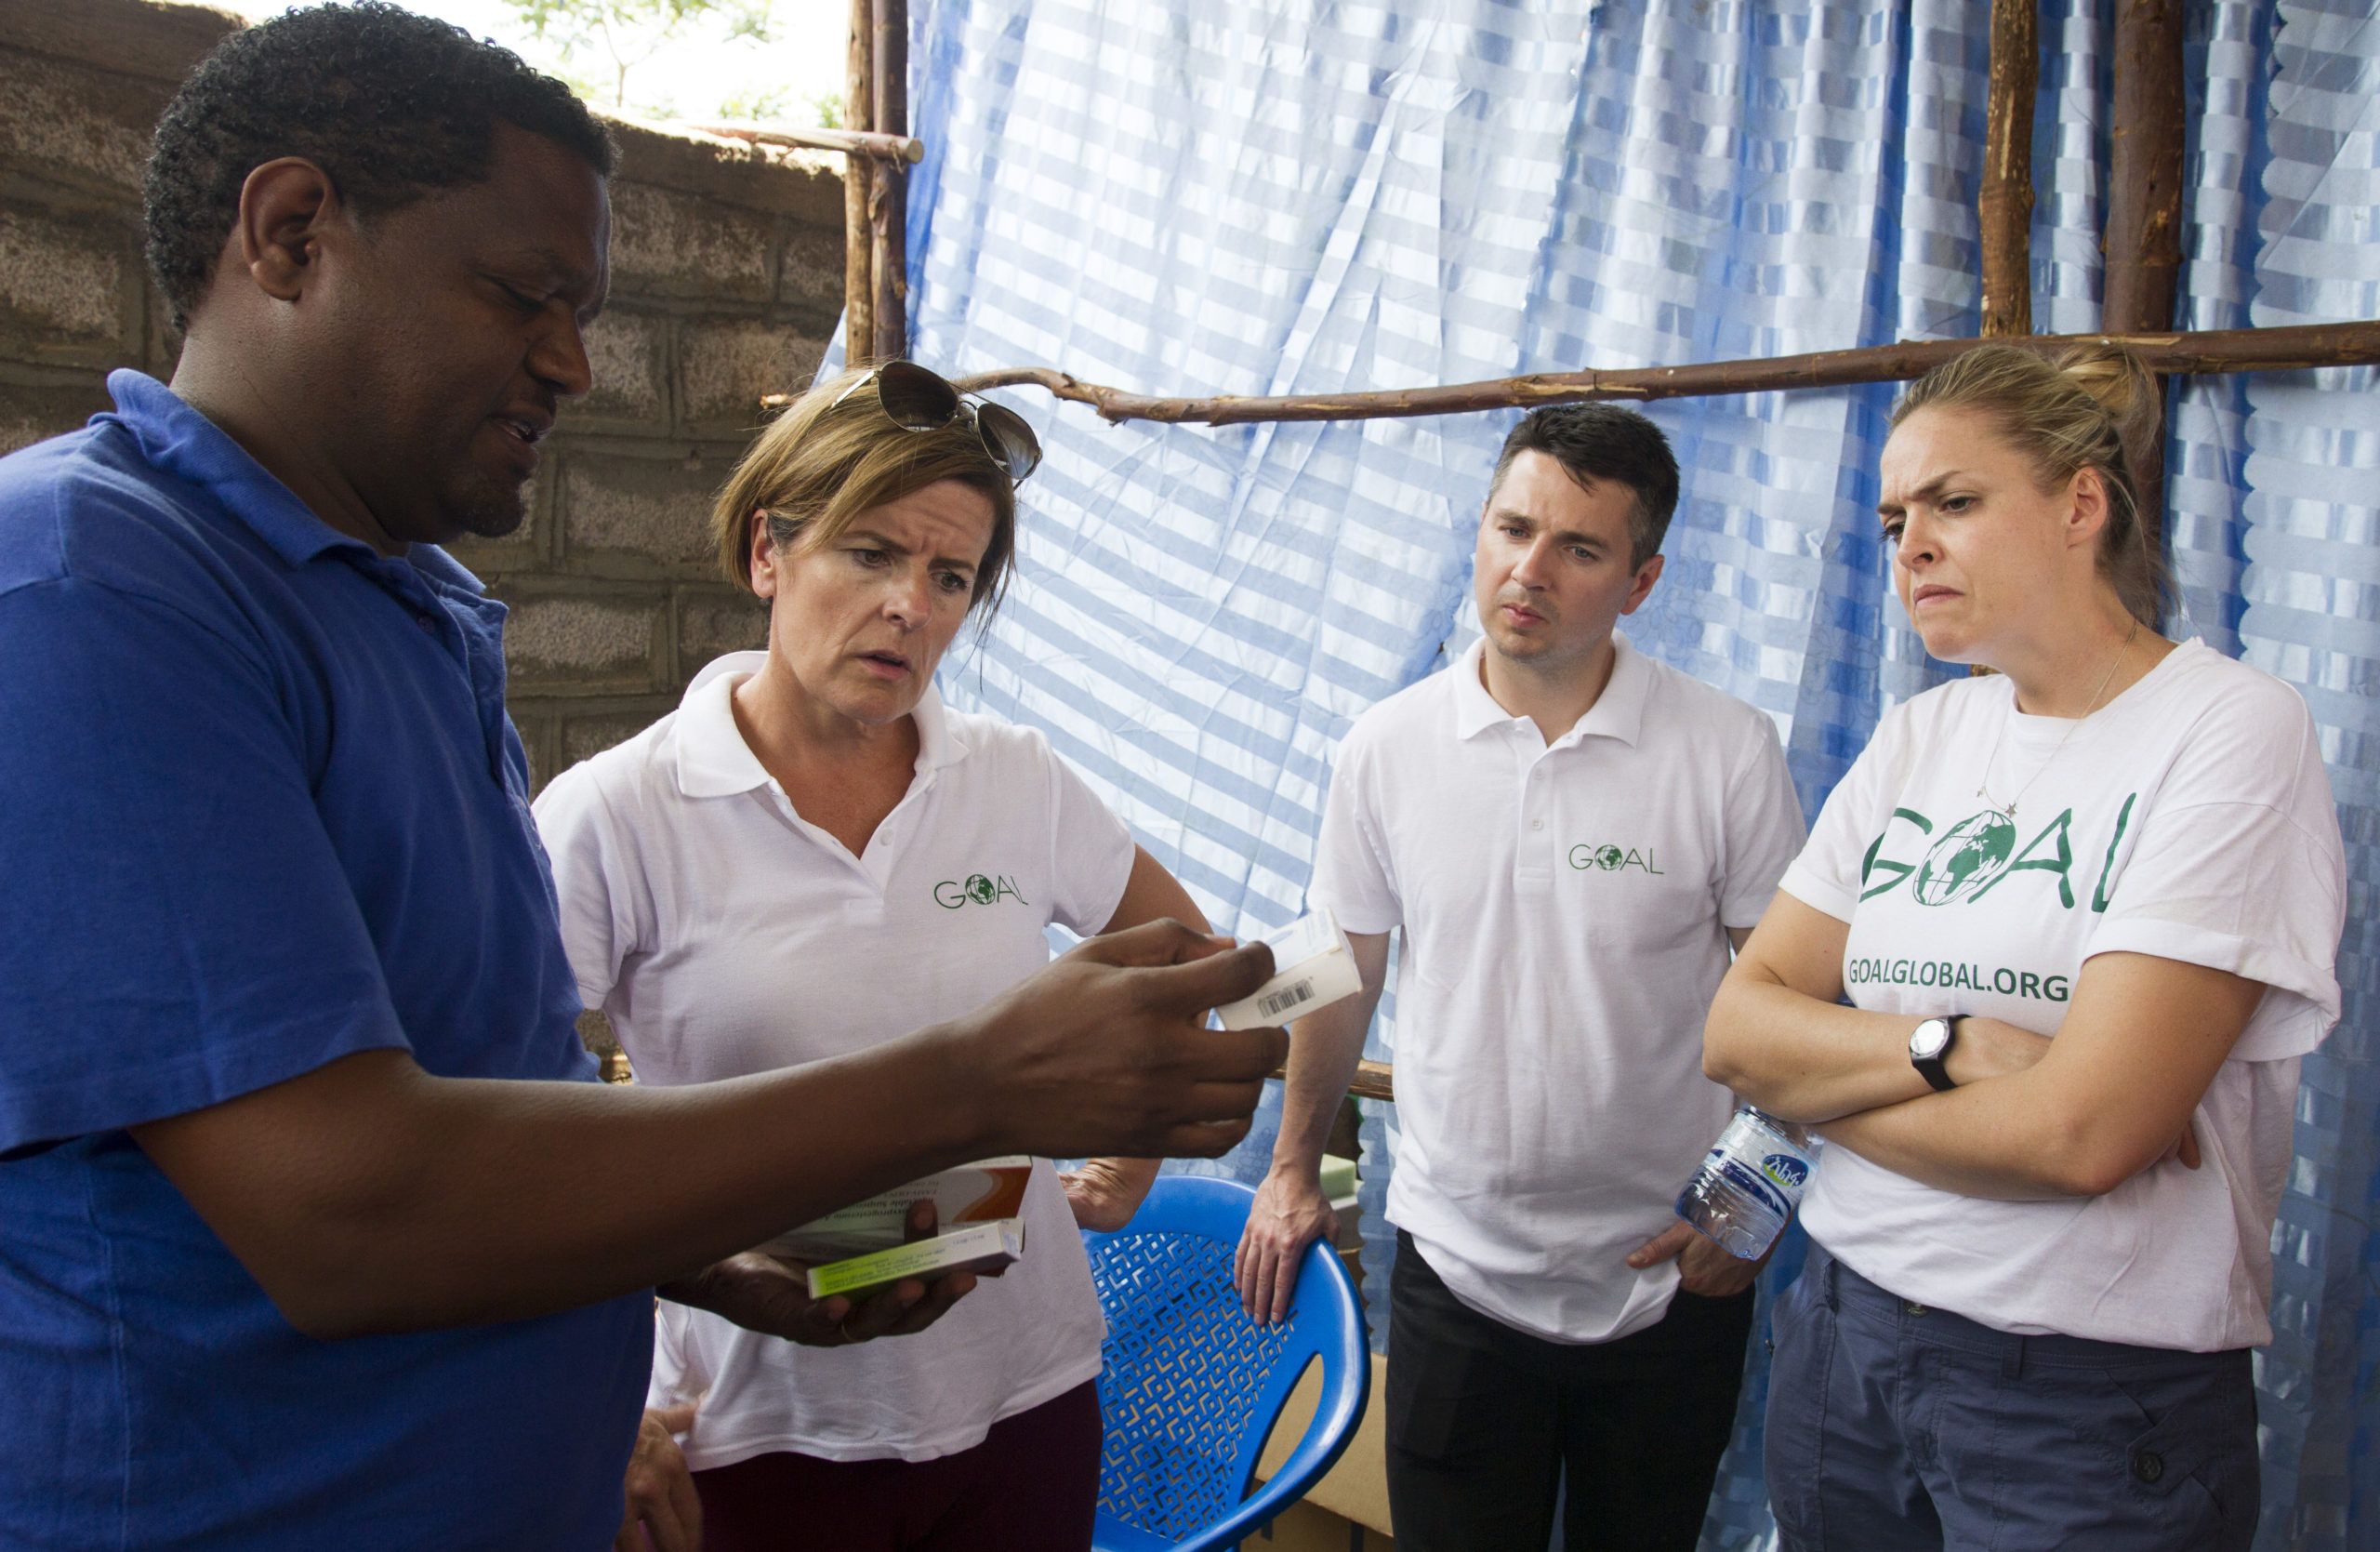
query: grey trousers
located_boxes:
[1765,1246,2259,1551]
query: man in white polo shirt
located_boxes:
[1234,405,1805,1551]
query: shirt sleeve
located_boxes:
[1307,723,1401,935]
[0,577,409,1154]
[1778,705,1905,924]
[2085,685,2345,1062]
[1038,736,1136,936]
[532,763,649,1011]
[1716,712,1808,928]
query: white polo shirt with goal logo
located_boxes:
[1312,633,1805,1344]
[532,651,1134,1467]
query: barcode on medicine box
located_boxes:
[1258,980,1315,1019]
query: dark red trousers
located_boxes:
[692,1379,1102,1552]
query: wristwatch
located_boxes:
[1910,1016,1959,1092]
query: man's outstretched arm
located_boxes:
[134,921,1283,1339]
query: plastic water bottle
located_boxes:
[1674,1108,1816,1260]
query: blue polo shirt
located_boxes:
[0,372,652,1550]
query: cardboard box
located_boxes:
[759,1157,1033,1262]
[1219,909,1362,1029]
[805,1218,1025,1300]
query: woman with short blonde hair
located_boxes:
[708,361,1021,608]
[541,362,1201,1552]
[1704,344,2345,1549]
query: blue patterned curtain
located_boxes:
[881,2,2380,1545]
[2224,7,2380,1545]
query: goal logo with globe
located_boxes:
[1911,811,2017,906]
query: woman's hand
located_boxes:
[615,1403,701,1552]
[657,1200,980,1347]
[1061,1157,1160,1232]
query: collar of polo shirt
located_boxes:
[670,649,968,800]
[1448,631,1652,749]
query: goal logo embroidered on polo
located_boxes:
[1566,842,1665,875]
[932,873,1031,909]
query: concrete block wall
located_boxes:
[0,0,841,790]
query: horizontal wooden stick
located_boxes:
[692,121,924,165]
[950,319,2380,426]
[1345,1059,1394,1104]
[1263,1059,1397,1103]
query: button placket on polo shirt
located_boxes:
[355,557,516,790]
[748,783,880,925]
[1514,725,1554,895]
[863,764,942,894]
[1527,728,1609,896]
[766,761,943,925]
[364,560,454,656]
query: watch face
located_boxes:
[1911,1019,1950,1060]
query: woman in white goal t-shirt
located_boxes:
[1703,344,2345,1551]
[536,364,1211,1552]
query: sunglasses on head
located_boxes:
[830,361,1041,483]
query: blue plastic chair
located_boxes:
[1081,1174,1371,1552]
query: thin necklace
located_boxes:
[1975,617,2140,821]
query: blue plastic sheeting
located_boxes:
[883,1,2379,1545]
[2231,7,2380,1546]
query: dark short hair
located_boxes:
[144,1,616,330]
[1488,404,1680,567]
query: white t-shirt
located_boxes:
[1784,639,2345,1352]
[533,652,1135,1466]
[1313,634,1805,1344]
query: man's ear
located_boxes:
[1620,551,1664,615]
[233,158,340,304]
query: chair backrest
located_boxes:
[1082,1174,1370,1552]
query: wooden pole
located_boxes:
[868,0,909,362]
[692,122,924,165]
[1980,0,2038,338]
[843,0,875,365]
[930,320,2380,427]
[2105,2,2186,334]
[2106,0,2187,543]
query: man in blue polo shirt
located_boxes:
[0,7,1284,1548]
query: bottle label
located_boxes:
[1715,1157,1794,1219]
[1761,1152,1810,1192]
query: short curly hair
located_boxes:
[144,2,616,329]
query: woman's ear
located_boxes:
[2064,466,2112,552]
[747,509,778,598]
